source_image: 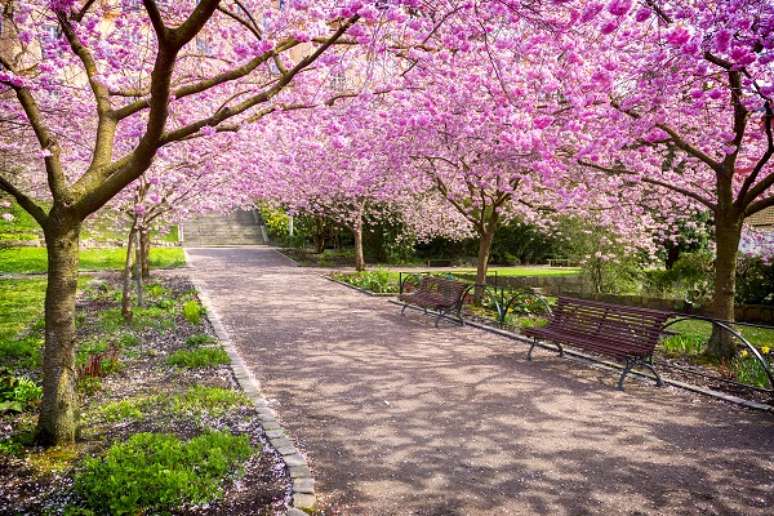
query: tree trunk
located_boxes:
[706,215,743,360]
[474,215,499,303]
[36,215,81,446]
[140,227,150,280]
[121,226,137,321]
[353,217,365,272]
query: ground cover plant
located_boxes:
[0,275,288,514]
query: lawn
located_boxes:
[666,318,774,350]
[0,247,186,274]
[457,266,580,277]
[0,201,41,242]
[0,277,87,369]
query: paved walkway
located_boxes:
[187,247,774,515]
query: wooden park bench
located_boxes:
[523,297,673,390]
[399,276,471,327]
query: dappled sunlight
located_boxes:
[188,247,774,514]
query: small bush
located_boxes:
[99,399,145,422]
[167,348,230,369]
[133,306,176,331]
[169,386,249,417]
[77,377,102,396]
[145,283,170,299]
[332,269,397,293]
[733,353,772,389]
[118,333,140,348]
[75,431,254,515]
[186,334,217,348]
[182,300,204,325]
[0,373,42,413]
[661,333,705,356]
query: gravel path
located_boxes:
[187,247,774,515]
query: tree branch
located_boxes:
[112,39,299,120]
[746,195,774,217]
[577,159,718,211]
[0,57,68,199]
[0,174,48,225]
[56,11,117,170]
[142,0,168,42]
[739,101,773,206]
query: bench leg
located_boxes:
[401,304,408,316]
[435,310,444,328]
[527,339,563,361]
[618,358,662,390]
[527,339,537,361]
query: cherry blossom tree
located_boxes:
[573,0,774,358]
[0,0,419,445]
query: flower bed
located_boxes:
[0,275,289,514]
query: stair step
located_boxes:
[181,209,267,247]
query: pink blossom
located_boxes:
[607,0,631,17]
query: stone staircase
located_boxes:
[181,209,267,247]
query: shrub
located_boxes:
[99,399,145,423]
[735,256,774,306]
[0,373,42,413]
[118,333,139,348]
[182,300,204,326]
[332,269,397,293]
[660,333,705,356]
[167,347,230,369]
[75,431,254,515]
[733,353,773,389]
[186,334,217,348]
[77,377,102,396]
[133,306,176,331]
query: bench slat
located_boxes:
[525,297,672,361]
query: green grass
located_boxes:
[0,200,42,242]
[0,247,186,274]
[0,278,51,369]
[168,386,249,417]
[450,266,580,277]
[665,319,774,350]
[167,347,230,369]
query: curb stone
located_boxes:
[185,250,317,513]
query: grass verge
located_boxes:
[0,247,186,274]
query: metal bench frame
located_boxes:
[524,297,673,390]
[398,276,472,327]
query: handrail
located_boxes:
[661,315,774,393]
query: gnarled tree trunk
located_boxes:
[36,213,81,446]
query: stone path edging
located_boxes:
[185,252,316,514]
[390,300,774,415]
